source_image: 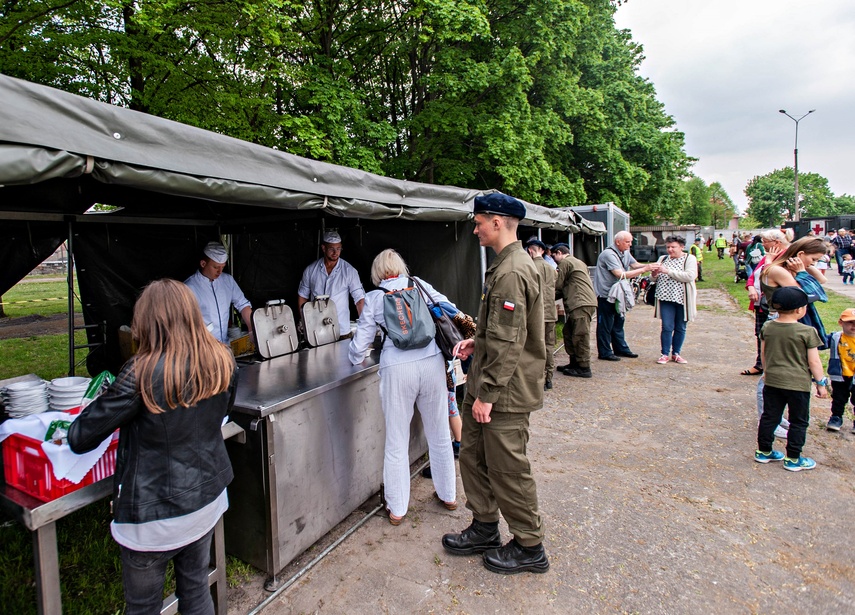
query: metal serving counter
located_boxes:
[224,341,426,585]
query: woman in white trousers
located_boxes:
[349,249,457,524]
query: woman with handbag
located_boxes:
[69,279,237,615]
[651,236,698,365]
[348,249,458,524]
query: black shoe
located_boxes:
[615,351,638,358]
[544,380,553,391]
[598,354,620,361]
[557,358,578,372]
[564,366,592,378]
[442,520,502,555]
[482,539,549,575]
[421,466,432,479]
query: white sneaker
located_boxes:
[774,425,788,440]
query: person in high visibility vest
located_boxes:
[714,233,728,259]
[690,237,705,281]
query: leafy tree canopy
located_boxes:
[745,168,834,226]
[0,0,691,219]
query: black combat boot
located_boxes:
[442,520,502,555]
[563,366,592,378]
[482,539,550,574]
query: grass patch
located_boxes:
[701,254,855,328]
[1,278,80,318]
[0,332,89,381]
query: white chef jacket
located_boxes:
[298,258,365,332]
[184,270,252,343]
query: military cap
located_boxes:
[473,193,526,219]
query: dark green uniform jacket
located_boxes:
[555,255,597,311]
[468,241,546,412]
[532,256,557,322]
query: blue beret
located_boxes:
[473,193,526,219]
[551,242,570,253]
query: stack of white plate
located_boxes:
[1,380,49,417]
[48,376,91,412]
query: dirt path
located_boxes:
[224,286,855,614]
[0,314,84,339]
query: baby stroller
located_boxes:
[734,258,748,283]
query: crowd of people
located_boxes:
[65,207,855,611]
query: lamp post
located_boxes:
[778,109,815,222]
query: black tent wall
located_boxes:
[70,215,482,376]
[0,222,65,297]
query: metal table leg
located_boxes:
[32,521,62,615]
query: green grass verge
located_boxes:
[699,253,855,332]
[0,332,89,381]
[1,279,80,318]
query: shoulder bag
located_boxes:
[412,277,465,360]
[645,256,667,306]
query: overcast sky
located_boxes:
[614,0,855,212]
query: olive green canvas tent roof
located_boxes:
[0,74,591,231]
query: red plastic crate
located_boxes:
[2,432,118,502]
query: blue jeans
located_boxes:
[596,296,632,358]
[658,300,687,356]
[120,527,215,615]
[836,250,846,275]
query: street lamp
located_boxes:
[778,109,815,222]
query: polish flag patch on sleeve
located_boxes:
[503,301,515,311]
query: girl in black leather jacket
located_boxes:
[70,279,237,615]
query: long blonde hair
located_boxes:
[131,279,235,413]
[760,237,827,284]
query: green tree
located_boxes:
[678,176,711,225]
[708,182,736,229]
[0,0,690,216]
[745,168,834,224]
[832,194,855,215]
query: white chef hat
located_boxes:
[322,231,342,244]
[203,242,228,264]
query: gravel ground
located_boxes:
[228,287,851,613]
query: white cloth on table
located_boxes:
[0,412,112,483]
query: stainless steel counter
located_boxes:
[224,341,427,585]
[232,340,380,417]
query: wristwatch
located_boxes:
[815,377,829,387]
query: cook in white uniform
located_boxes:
[184,242,252,344]
[297,231,365,338]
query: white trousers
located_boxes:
[379,354,456,516]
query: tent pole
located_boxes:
[67,221,75,376]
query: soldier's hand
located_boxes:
[472,398,493,423]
